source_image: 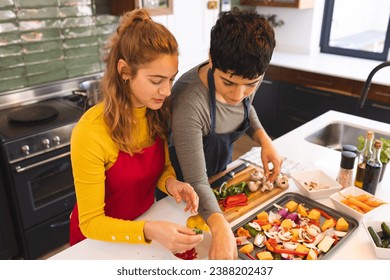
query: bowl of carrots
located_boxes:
[330,186,387,221]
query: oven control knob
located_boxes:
[53,136,61,145]
[42,138,50,148]
[21,145,30,155]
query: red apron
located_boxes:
[69,137,165,246]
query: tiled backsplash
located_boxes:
[0,0,119,93]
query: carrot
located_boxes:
[348,204,364,213]
[351,194,372,202]
[340,199,350,205]
[347,197,374,213]
[341,199,353,207]
[364,199,383,207]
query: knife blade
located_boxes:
[210,162,250,188]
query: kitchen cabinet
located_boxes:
[253,65,358,136]
[239,0,314,9]
[355,99,390,124]
[353,81,390,124]
[279,67,358,97]
[252,66,282,138]
[278,81,356,135]
[256,65,390,136]
[0,173,18,259]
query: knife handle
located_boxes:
[227,162,250,177]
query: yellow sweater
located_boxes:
[70,103,175,244]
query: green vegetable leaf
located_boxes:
[358,135,390,164]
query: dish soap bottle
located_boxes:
[354,130,374,188]
[363,140,382,195]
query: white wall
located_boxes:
[255,0,326,54]
[152,0,219,77]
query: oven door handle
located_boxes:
[15,152,70,173]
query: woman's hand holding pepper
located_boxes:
[144,221,203,252]
[166,178,199,214]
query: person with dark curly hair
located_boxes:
[168,7,283,259]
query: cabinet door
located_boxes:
[279,82,356,135]
[0,174,18,259]
[253,79,281,138]
[357,100,390,124]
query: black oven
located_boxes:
[4,146,75,259]
[0,76,96,259]
[10,147,74,229]
[0,119,80,259]
[0,171,18,259]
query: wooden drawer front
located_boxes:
[264,65,282,80]
[240,0,314,9]
[280,68,356,96]
[354,81,390,104]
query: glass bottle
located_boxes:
[337,151,356,188]
[354,131,374,188]
[363,140,382,195]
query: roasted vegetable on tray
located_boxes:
[232,193,358,260]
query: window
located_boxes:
[320,0,390,61]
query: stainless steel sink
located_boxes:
[305,122,388,151]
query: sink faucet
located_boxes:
[359,61,390,108]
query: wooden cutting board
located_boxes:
[210,165,288,223]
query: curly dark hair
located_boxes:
[210,7,276,79]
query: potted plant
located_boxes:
[357,136,390,182]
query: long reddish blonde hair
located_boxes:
[101,9,178,155]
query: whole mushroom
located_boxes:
[247,180,261,192]
[275,174,289,189]
[249,170,263,181]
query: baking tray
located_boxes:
[232,192,359,260]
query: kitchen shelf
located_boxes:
[110,0,173,16]
[240,0,314,9]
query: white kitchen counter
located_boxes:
[271,51,390,86]
[50,110,390,260]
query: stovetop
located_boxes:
[0,98,84,141]
[0,73,101,163]
[0,95,87,163]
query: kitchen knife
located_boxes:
[210,162,250,188]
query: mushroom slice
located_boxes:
[253,233,266,248]
[283,241,298,250]
[278,230,292,241]
[248,222,262,231]
[309,224,321,233]
[235,236,250,246]
[307,227,319,237]
[263,230,277,239]
[334,230,347,238]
